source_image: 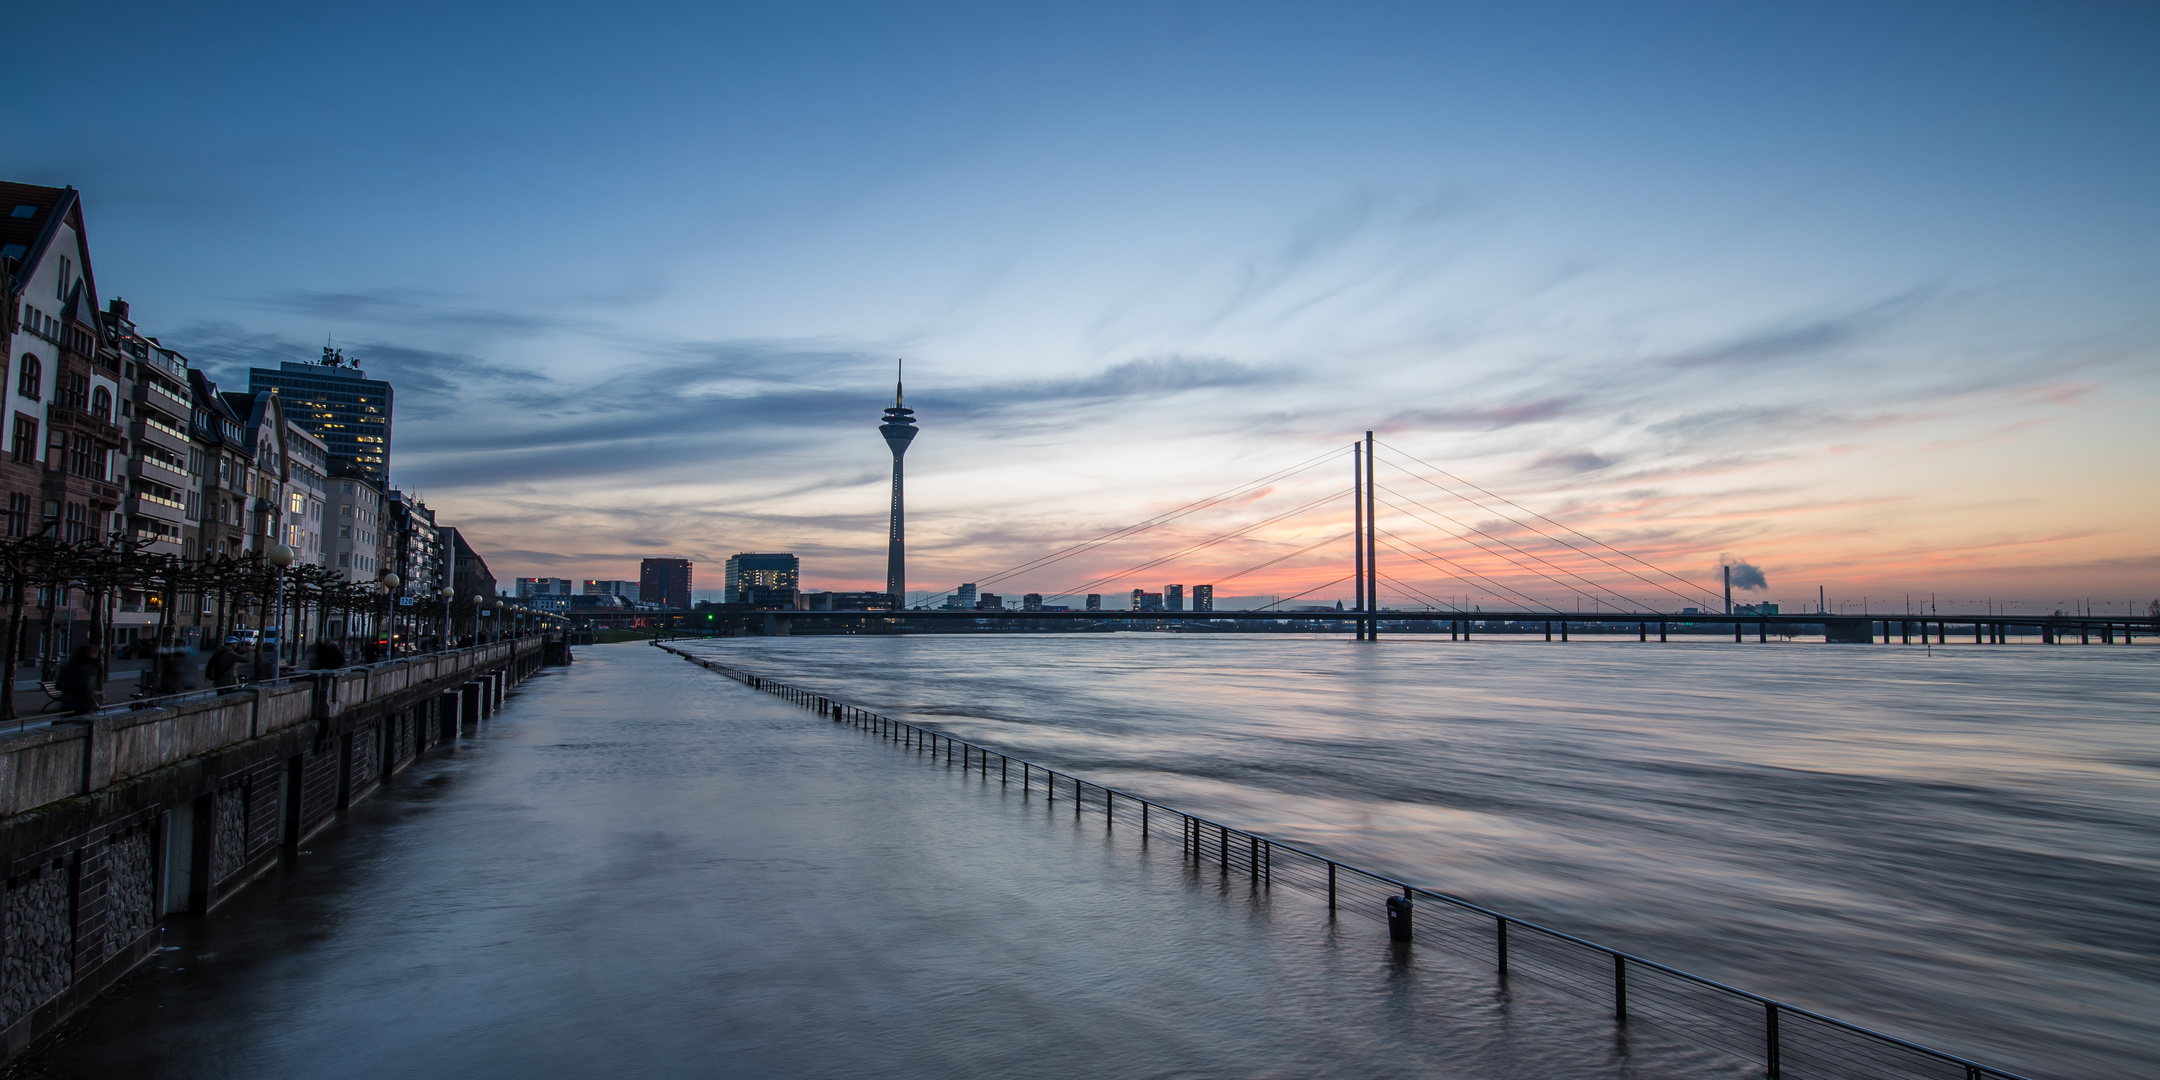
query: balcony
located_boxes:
[132,411,191,450]
[130,490,188,522]
[130,454,189,483]
[137,378,191,414]
[47,404,123,446]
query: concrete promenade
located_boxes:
[0,637,546,1061]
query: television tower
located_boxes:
[879,361,918,606]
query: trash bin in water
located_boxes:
[1386,894,1413,941]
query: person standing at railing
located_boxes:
[313,638,346,671]
[206,641,244,691]
[57,644,103,716]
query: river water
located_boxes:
[19,637,2152,1079]
[673,633,2159,1080]
[25,641,1755,1080]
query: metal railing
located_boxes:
[665,644,2035,1080]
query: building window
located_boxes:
[91,387,111,423]
[4,493,26,538]
[16,354,39,400]
[11,415,35,464]
[61,372,88,410]
[69,434,97,479]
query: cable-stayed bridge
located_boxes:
[719,428,2156,645]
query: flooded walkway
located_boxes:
[14,642,1727,1079]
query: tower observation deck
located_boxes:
[879,365,917,604]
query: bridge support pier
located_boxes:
[1543,621,1550,642]
[1638,622,1646,642]
[1658,621,1667,642]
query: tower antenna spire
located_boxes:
[879,363,920,606]
[895,358,904,407]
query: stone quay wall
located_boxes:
[0,637,548,1060]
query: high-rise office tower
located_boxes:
[1165,584,1184,611]
[250,354,394,487]
[1193,584,1213,612]
[878,364,917,605]
[724,553,799,605]
[640,557,693,609]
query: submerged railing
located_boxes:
[663,644,2035,1080]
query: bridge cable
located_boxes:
[1373,480,1656,612]
[1044,486,1352,603]
[919,444,1350,607]
[1204,530,1354,592]
[1375,488,1646,612]
[1260,574,1354,611]
[1374,530,1565,613]
[1378,573,1461,613]
[1374,440,1720,609]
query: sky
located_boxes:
[8,1,2158,613]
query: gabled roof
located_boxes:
[0,182,98,314]
[189,369,250,446]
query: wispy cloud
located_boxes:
[1649,287,1935,370]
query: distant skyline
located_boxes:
[9,2,2155,608]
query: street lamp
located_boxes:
[267,544,296,681]
[381,573,402,655]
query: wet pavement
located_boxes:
[12,641,1730,1079]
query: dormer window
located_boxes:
[7,205,33,220]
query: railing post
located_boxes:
[1497,916,1509,976]
[1765,1002,1782,1078]
[1614,954,1627,1024]
[1327,862,1337,912]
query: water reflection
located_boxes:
[684,634,2160,1079]
[27,643,1769,1080]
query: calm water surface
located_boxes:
[680,633,2160,1080]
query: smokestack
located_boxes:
[1724,565,1732,615]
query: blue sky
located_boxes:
[10,1,2157,608]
